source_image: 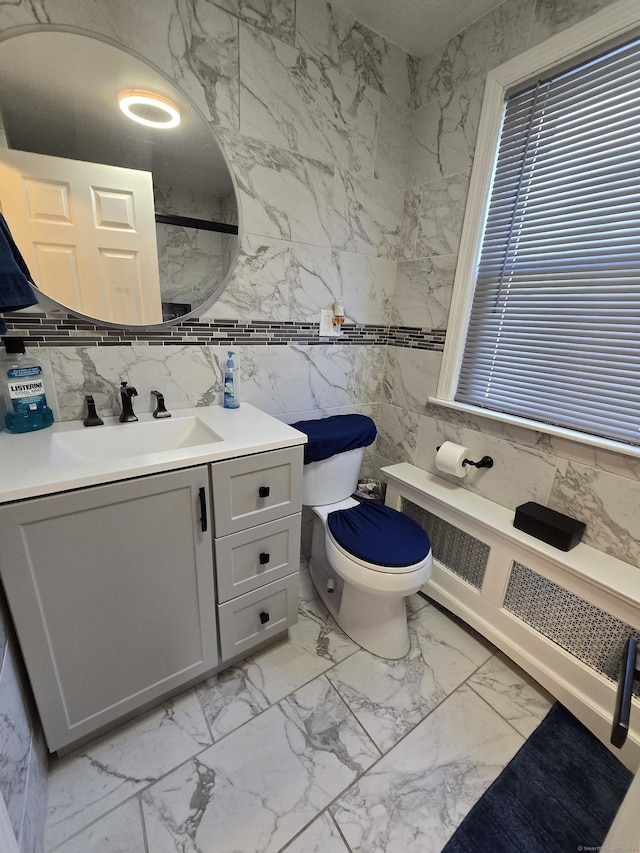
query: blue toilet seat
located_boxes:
[327,501,431,568]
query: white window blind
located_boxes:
[456,35,640,446]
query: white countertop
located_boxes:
[0,403,307,504]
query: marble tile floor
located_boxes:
[44,561,554,853]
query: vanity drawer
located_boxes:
[215,513,301,603]
[217,574,298,662]
[211,447,303,536]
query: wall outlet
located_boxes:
[318,309,340,336]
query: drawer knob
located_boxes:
[259,486,270,498]
[259,552,270,565]
[259,611,270,625]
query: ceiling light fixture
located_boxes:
[118,89,181,128]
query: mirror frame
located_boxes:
[0,25,242,330]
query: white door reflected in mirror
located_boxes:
[0,149,163,325]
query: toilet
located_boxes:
[292,414,432,659]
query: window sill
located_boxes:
[427,396,640,461]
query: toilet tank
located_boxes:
[301,446,365,506]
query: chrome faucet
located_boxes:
[119,381,138,422]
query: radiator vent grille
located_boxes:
[504,561,640,694]
[401,498,489,590]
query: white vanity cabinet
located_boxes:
[211,447,303,661]
[0,466,217,753]
[0,399,306,755]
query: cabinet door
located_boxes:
[0,466,216,752]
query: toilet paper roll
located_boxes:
[435,441,469,477]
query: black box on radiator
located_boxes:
[513,502,586,551]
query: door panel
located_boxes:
[0,148,162,324]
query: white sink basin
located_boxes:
[50,415,223,467]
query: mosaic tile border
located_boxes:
[504,561,640,695]
[1,313,446,350]
[401,498,490,589]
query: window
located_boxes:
[433,2,640,454]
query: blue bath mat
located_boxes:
[443,703,632,853]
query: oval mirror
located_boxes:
[0,30,240,327]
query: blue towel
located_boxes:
[0,214,38,334]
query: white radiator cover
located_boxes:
[383,463,640,772]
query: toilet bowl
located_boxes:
[292,414,432,659]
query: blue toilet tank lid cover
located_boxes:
[291,414,377,464]
[328,501,431,567]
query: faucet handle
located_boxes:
[83,394,104,427]
[151,390,171,419]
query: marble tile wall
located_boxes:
[156,225,226,311]
[379,0,640,569]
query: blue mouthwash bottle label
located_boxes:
[4,365,54,432]
[7,365,47,413]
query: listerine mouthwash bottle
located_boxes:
[1,337,54,433]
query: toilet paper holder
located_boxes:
[436,446,494,469]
